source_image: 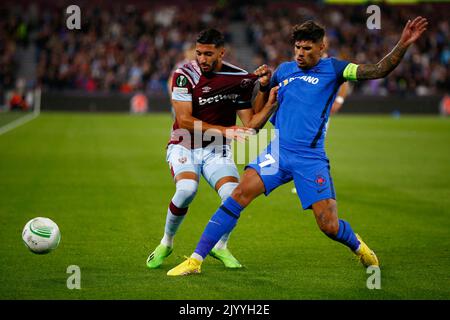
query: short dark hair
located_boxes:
[292,21,325,43]
[196,28,225,47]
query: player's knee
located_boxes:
[320,219,339,237]
[313,203,339,236]
[231,185,252,207]
[217,182,238,203]
[173,179,198,208]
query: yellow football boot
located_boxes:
[167,257,202,276]
[355,234,379,267]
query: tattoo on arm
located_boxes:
[357,42,409,80]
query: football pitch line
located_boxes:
[0,111,40,136]
[0,90,41,136]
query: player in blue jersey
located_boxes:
[167,17,428,276]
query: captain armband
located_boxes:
[343,63,359,81]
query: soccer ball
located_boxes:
[22,217,61,254]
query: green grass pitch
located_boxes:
[0,112,449,299]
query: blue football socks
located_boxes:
[194,197,243,259]
[329,219,360,251]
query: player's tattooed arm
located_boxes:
[356,16,427,80]
[356,42,409,80]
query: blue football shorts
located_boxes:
[246,142,336,210]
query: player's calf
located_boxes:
[216,179,239,238]
[311,199,379,266]
[312,199,360,252]
[312,199,339,235]
[315,211,339,236]
[147,179,198,269]
[161,179,198,247]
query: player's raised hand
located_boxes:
[399,16,428,47]
[254,64,272,87]
[223,125,256,142]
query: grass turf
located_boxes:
[0,111,33,127]
[0,112,449,299]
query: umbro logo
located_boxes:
[202,86,212,93]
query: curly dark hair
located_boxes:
[196,29,225,47]
[292,21,325,43]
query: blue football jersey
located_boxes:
[269,58,352,150]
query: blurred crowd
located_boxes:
[1,1,234,95]
[33,2,234,94]
[0,1,448,97]
[246,2,449,96]
[0,10,20,94]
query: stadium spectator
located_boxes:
[8,92,29,111]
[440,94,450,116]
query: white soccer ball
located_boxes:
[22,217,61,254]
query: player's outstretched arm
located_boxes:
[356,16,427,80]
[237,86,279,130]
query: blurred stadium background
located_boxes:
[0,0,449,300]
[1,0,449,114]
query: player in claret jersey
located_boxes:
[146,29,278,270]
[168,17,427,276]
